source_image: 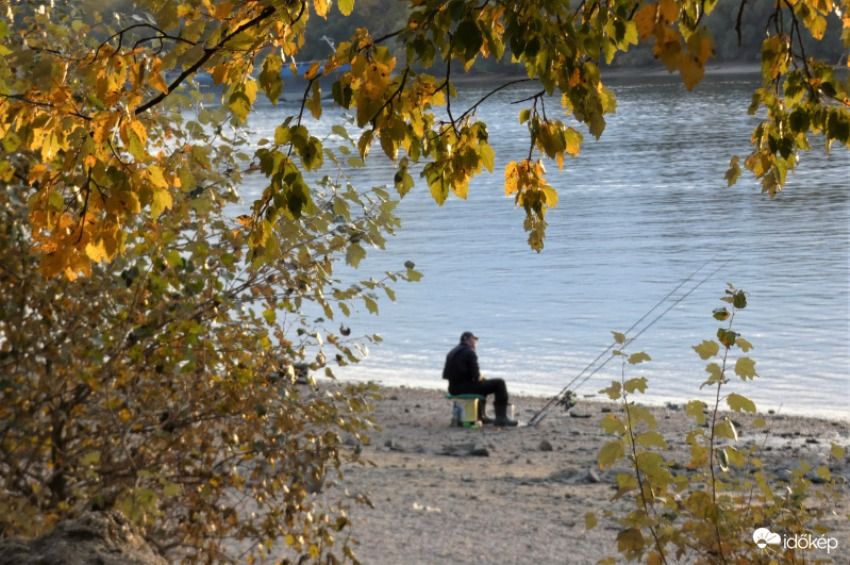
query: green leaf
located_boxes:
[686,400,706,425]
[600,414,625,435]
[362,295,378,314]
[734,357,757,380]
[162,481,183,497]
[831,443,846,460]
[627,352,651,365]
[693,340,719,360]
[585,512,597,530]
[725,446,746,468]
[628,405,656,427]
[726,393,756,413]
[732,290,747,309]
[725,156,741,186]
[346,243,366,268]
[479,142,495,173]
[599,381,622,401]
[306,81,322,119]
[714,419,738,441]
[635,431,668,449]
[598,439,625,469]
[617,528,645,554]
[712,307,730,321]
[703,362,724,386]
[717,328,738,348]
[455,19,483,61]
[623,377,648,394]
[332,124,351,140]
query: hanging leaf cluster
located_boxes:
[1,0,847,277]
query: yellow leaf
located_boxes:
[129,120,147,146]
[314,0,329,18]
[304,61,322,80]
[692,339,719,360]
[338,0,355,16]
[542,186,558,207]
[634,3,657,39]
[679,55,704,91]
[585,512,597,530]
[213,0,234,18]
[306,81,322,119]
[726,393,756,413]
[654,25,682,71]
[690,32,714,65]
[84,239,109,263]
[658,0,678,23]
[147,165,168,189]
[734,356,757,380]
[151,188,173,219]
[565,127,582,156]
[504,161,518,195]
[148,58,169,94]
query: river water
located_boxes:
[242,72,849,419]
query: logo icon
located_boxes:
[753,527,782,549]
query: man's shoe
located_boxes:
[478,401,495,425]
[494,403,518,427]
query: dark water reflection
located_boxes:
[243,72,849,418]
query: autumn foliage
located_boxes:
[0,0,848,562]
[590,287,847,564]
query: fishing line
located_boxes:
[527,257,728,427]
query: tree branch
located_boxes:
[135,6,277,115]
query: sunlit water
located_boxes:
[240,72,849,419]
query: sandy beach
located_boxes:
[328,385,850,564]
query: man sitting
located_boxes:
[443,331,517,427]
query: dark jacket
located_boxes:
[442,343,480,384]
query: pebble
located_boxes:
[539,440,554,452]
[385,439,405,452]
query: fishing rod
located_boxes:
[527,257,728,427]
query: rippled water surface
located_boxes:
[243,72,849,418]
